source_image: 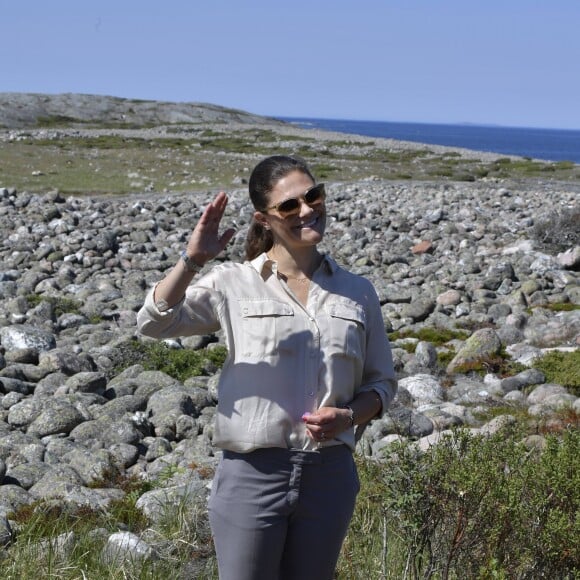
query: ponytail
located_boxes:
[245,219,273,261]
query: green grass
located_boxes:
[3,469,218,579]
[537,303,580,312]
[2,125,578,196]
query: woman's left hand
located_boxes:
[302,407,352,443]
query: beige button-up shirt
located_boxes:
[137,253,397,453]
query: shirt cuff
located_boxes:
[144,283,185,318]
[359,380,397,418]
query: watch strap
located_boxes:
[180,250,201,273]
[345,406,355,427]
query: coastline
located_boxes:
[279,116,580,164]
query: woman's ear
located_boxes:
[254,210,270,230]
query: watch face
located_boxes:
[155,298,170,312]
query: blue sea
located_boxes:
[278,117,580,164]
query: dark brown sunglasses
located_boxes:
[264,183,326,217]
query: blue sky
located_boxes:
[2,0,580,129]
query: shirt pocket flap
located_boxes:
[239,299,294,318]
[327,301,366,327]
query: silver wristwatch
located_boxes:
[345,406,355,427]
[180,250,201,273]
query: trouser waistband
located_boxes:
[222,444,350,465]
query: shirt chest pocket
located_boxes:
[326,301,366,360]
[238,299,295,359]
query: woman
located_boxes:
[137,155,397,580]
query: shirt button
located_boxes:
[308,390,315,396]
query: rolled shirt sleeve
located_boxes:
[356,280,397,415]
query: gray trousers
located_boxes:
[208,445,359,580]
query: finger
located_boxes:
[303,414,332,426]
[306,427,325,441]
[211,192,229,216]
[199,193,227,225]
[218,228,236,250]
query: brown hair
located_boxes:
[244,155,315,260]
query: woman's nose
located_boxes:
[298,199,315,217]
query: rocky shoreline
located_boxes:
[0,148,579,563]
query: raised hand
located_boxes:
[185,192,236,266]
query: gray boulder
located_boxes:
[27,399,86,437]
[500,368,546,394]
[146,385,197,439]
[0,484,33,517]
[39,349,95,376]
[62,447,116,486]
[135,479,208,523]
[0,514,12,546]
[4,461,51,489]
[400,298,436,323]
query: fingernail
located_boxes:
[301,413,311,421]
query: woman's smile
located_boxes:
[293,215,320,230]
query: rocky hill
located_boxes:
[0,92,283,128]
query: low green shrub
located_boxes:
[436,348,456,368]
[112,340,228,382]
[339,426,580,579]
[312,163,339,179]
[26,294,83,317]
[532,350,580,395]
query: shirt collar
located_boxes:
[249,252,337,276]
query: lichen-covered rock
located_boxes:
[447,328,503,373]
[5,461,51,489]
[102,531,156,566]
[0,484,33,517]
[0,325,56,352]
[26,399,86,437]
[398,374,444,405]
